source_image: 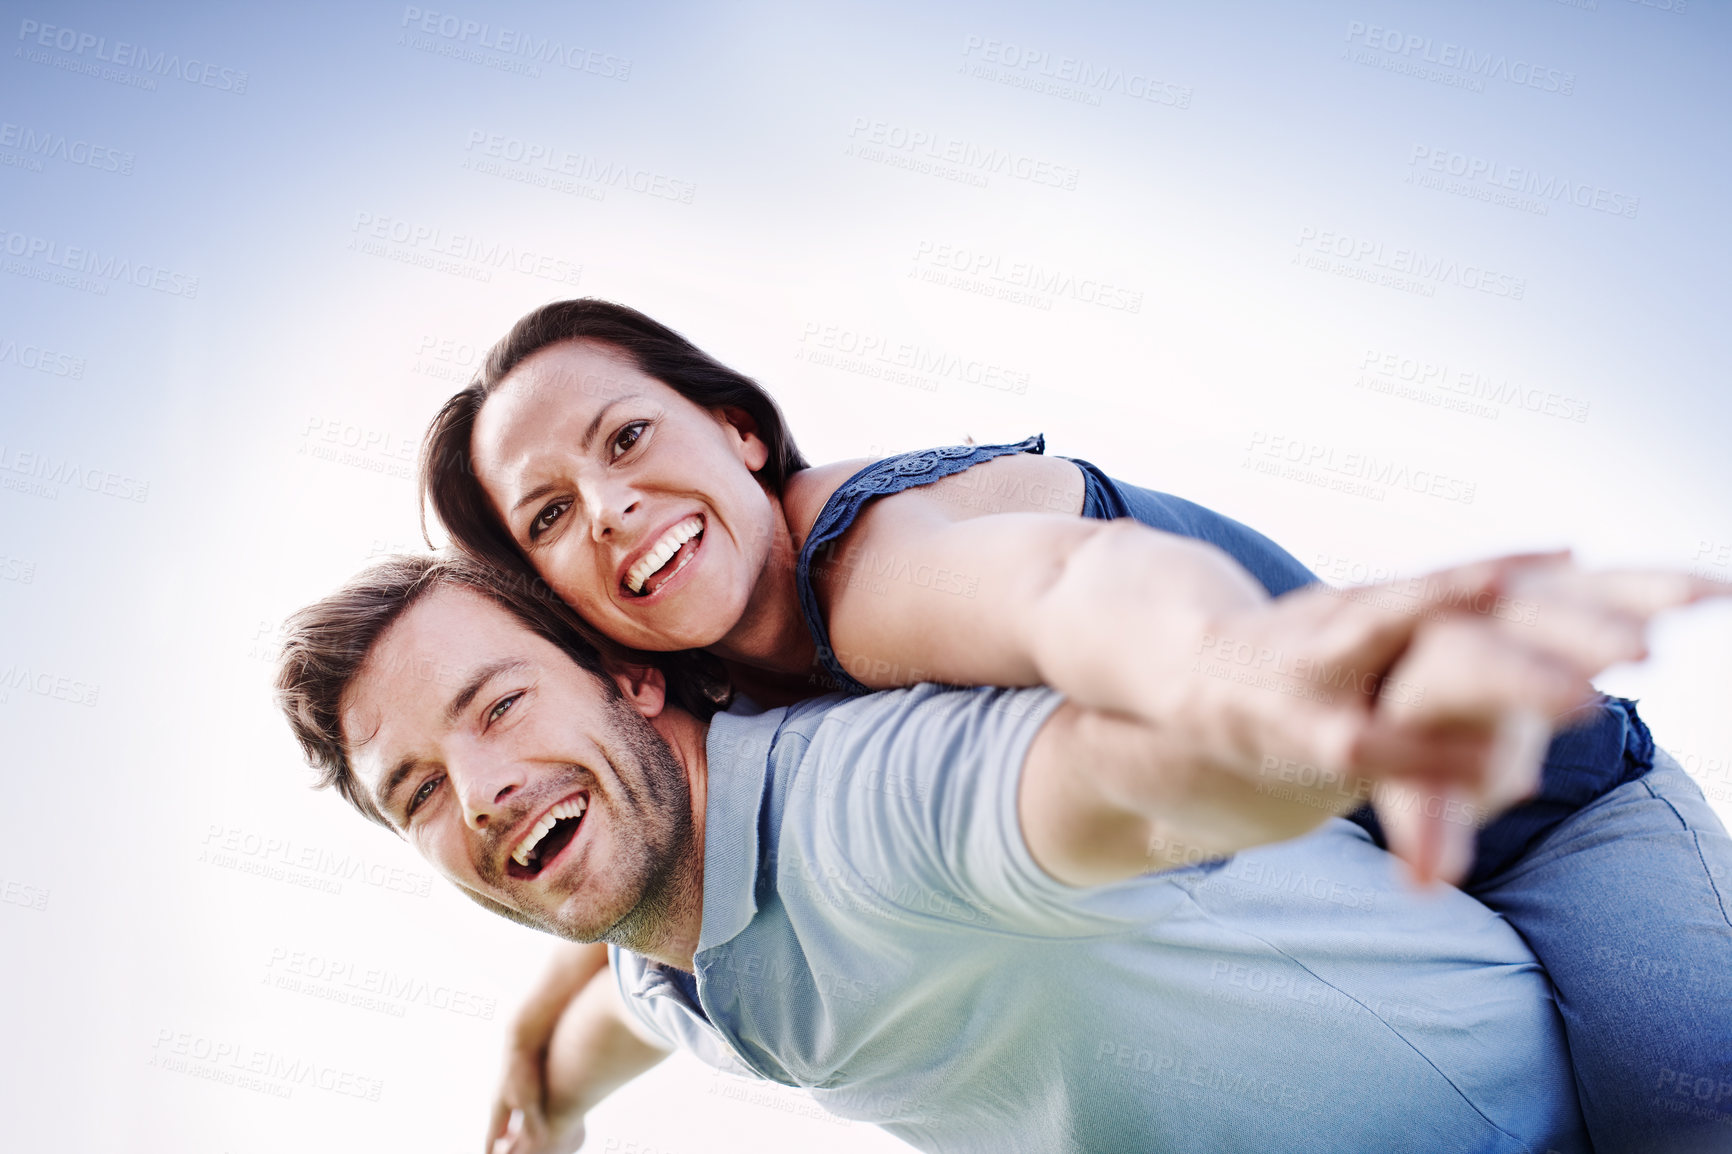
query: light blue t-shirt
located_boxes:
[614,685,1587,1153]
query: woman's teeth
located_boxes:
[511,796,588,868]
[625,515,703,595]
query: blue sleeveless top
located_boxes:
[795,435,1320,695]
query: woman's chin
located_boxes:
[612,590,742,653]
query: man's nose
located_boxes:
[453,751,527,832]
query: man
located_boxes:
[275,551,1631,1153]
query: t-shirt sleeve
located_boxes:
[799,685,1158,937]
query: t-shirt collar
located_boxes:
[694,705,779,954]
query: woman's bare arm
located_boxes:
[485,946,668,1154]
[811,459,1729,879]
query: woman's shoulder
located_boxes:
[783,457,874,548]
[783,439,1086,548]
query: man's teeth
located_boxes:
[625,516,703,594]
[511,796,588,868]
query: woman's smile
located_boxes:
[620,513,706,599]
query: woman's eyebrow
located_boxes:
[580,397,637,451]
[507,396,639,520]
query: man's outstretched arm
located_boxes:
[485,947,669,1154]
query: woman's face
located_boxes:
[470,339,778,652]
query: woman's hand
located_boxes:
[1199,554,1729,883]
[1363,557,1728,882]
[483,1030,591,1154]
[482,944,611,1154]
[484,1076,586,1154]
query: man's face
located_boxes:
[339,585,694,942]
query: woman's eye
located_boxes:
[529,502,567,541]
[408,776,441,818]
[611,421,648,459]
[487,692,523,726]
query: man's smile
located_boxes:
[505,789,591,880]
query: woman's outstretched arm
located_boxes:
[817,480,1728,879]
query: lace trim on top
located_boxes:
[795,435,1046,695]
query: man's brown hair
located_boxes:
[273,553,719,829]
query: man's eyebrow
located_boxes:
[371,657,532,821]
[376,755,425,824]
[507,396,637,519]
[445,658,530,726]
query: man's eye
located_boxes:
[487,692,523,725]
[408,776,441,817]
[529,502,568,541]
[611,421,648,459]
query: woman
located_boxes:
[425,299,1731,1152]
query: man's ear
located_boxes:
[607,662,668,719]
[715,405,771,473]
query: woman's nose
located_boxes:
[587,484,641,540]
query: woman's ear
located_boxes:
[607,662,669,719]
[715,406,771,473]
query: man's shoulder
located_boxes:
[768,684,1062,752]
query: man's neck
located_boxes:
[618,710,710,972]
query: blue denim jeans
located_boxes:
[1469,753,1732,1153]
[1351,698,1732,1152]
